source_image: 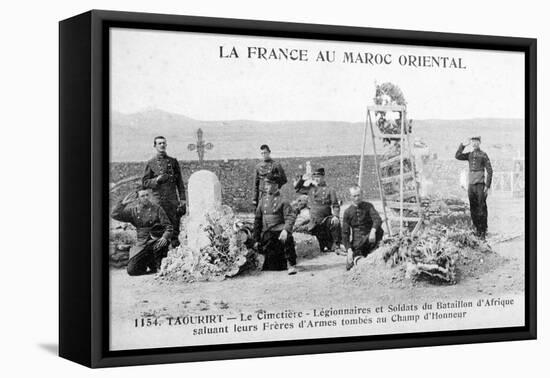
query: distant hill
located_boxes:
[110,109,524,162]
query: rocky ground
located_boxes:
[110,195,525,324]
[111,238,522,320]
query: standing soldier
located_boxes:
[253,144,287,207]
[342,186,384,270]
[142,136,186,247]
[455,136,493,238]
[253,173,298,275]
[111,188,173,276]
[294,167,342,252]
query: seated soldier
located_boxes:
[294,167,342,253]
[111,187,173,276]
[342,186,384,270]
[253,173,298,275]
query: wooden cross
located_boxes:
[187,128,213,164]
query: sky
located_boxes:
[110,28,525,122]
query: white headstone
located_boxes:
[182,170,223,251]
[188,170,222,218]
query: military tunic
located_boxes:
[253,192,297,270]
[253,159,287,205]
[342,201,383,257]
[455,144,493,235]
[294,178,341,250]
[111,201,173,275]
[142,153,186,244]
[455,144,493,187]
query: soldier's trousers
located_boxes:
[350,227,384,258]
[310,216,341,251]
[259,230,297,271]
[160,200,181,247]
[468,183,488,234]
[127,242,169,276]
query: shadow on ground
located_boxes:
[38,343,58,355]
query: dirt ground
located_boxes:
[110,195,525,323]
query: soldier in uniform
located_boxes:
[253,144,287,207]
[142,136,186,247]
[342,186,384,270]
[455,136,493,238]
[294,167,342,252]
[111,187,173,276]
[253,173,298,275]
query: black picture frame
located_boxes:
[59,9,537,368]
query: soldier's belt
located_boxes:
[261,223,285,235]
[263,215,285,224]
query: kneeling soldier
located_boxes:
[253,173,298,275]
[294,167,341,252]
[342,186,384,270]
[111,187,173,276]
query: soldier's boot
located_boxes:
[152,255,163,273]
[330,242,344,254]
[334,244,346,256]
[329,223,342,252]
[346,248,354,271]
[287,262,297,275]
[170,235,180,248]
[317,236,329,252]
[473,227,484,239]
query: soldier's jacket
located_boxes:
[111,201,173,258]
[455,144,493,188]
[342,201,382,250]
[294,178,340,229]
[142,153,186,204]
[253,192,296,240]
[253,159,287,203]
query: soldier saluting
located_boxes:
[253,144,287,207]
[455,136,493,238]
[142,136,186,247]
[111,187,173,276]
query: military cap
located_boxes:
[471,136,481,141]
[312,167,325,176]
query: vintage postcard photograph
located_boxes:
[108,27,526,351]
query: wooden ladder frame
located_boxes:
[358,104,423,236]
